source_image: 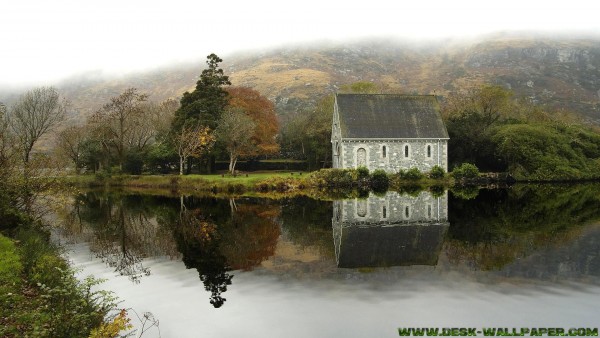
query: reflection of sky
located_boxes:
[66,230,600,338]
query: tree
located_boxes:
[56,125,87,173]
[90,88,148,170]
[216,109,256,174]
[174,125,216,175]
[280,95,334,169]
[8,87,67,165]
[442,85,513,170]
[226,87,279,157]
[172,53,231,131]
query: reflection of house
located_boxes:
[331,94,449,172]
[332,191,449,268]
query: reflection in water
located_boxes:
[332,191,449,268]
[60,192,281,307]
[166,196,281,307]
[447,184,600,276]
[54,183,600,320]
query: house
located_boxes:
[332,191,449,268]
[331,94,449,173]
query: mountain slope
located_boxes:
[3,35,600,124]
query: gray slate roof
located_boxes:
[336,94,449,139]
[337,222,449,268]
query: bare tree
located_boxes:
[174,125,215,175]
[216,109,256,174]
[56,125,87,173]
[8,86,67,164]
[90,88,148,169]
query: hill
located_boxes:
[2,34,600,124]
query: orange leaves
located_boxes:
[226,87,279,156]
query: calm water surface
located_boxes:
[53,185,600,337]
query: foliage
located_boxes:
[172,53,231,131]
[370,169,389,192]
[492,123,600,180]
[280,95,334,170]
[89,309,132,338]
[0,227,121,338]
[226,86,279,156]
[217,109,256,174]
[451,163,480,179]
[174,125,216,175]
[356,166,370,179]
[429,165,445,179]
[307,168,356,188]
[399,167,425,180]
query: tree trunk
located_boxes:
[179,156,184,175]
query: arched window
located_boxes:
[404,145,410,158]
[427,204,432,219]
[404,206,411,219]
[382,145,387,158]
[357,200,367,217]
[427,145,432,158]
[382,206,387,219]
[356,148,367,167]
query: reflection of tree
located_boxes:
[174,207,232,308]
[279,196,334,257]
[62,192,180,283]
[220,202,280,270]
[168,196,280,308]
[446,184,600,272]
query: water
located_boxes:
[53,185,600,337]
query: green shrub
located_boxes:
[308,169,354,188]
[429,165,445,179]
[370,169,389,192]
[452,163,480,179]
[402,167,424,180]
[123,151,144,175]
[356,166,370,180]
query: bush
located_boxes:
[356,166,369,180]
[452,163,480,179]
[123,151,144,175]
[308,169,354,188]
[370,169,389,192]
[429,165,445,179]
[401,167,424,180]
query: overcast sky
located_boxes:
[1,0,599,87]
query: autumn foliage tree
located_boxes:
[174,125,216,175]
[226,87,279,156]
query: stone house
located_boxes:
[331,94,449,173]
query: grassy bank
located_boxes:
[0,229,121,337]
[58,169,457,199]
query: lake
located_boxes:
[52,184,600,337]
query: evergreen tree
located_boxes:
[172,54,231,131]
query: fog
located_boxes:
[1,0,600,88]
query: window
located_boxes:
[404,145,409,158]
[427,145,432,158]
[382,206,387,219]
[357,200,367,217]
[356,148,367,167]
[382,145,387,158]
[404,206,410,219]
[427,204,432,219]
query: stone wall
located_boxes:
[338,139,448,173]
